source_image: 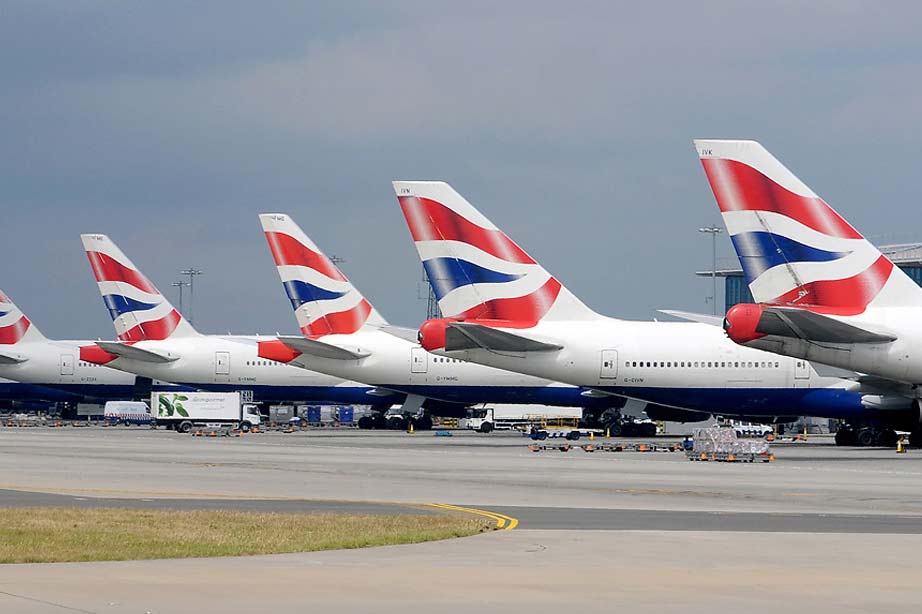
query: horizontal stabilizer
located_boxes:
[380,325,420,343]
[95,341,179,363]
[0,351,27,364]
[277,335,370,360]
[657,310,724,327]
[759,307,896,344]
[445,323,563,353]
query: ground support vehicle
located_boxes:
[151,391,262,433]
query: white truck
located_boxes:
[151,391,262,433]
[460,405,584,433]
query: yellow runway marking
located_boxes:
[427,503,518,530]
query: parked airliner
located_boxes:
[396,181,914,445]
[0,288,177,401]
[77,234,402,408]
[697,139,922,446]
[255,213,624,429]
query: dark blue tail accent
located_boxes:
[102,294,159,320]
[731,232,850,282]
[283,280,347,310]
[423,258,523,300]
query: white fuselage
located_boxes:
[95,335,376,403]
[0,340,142,397]
[284,328,583,404]
[435,317,878,419]
[747,306,922,386]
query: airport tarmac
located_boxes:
[1,428,921,612]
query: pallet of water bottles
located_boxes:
[685,427,774,463]
[527,441,685,454]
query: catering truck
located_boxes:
[151,391,262,433]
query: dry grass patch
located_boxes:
[0,507,492,563]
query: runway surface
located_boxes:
[3,488,921,534]
[1,428,920,612]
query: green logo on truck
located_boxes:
[157,394,190,417]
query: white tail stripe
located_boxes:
[695,139,817,198]
[294,293,366,328]
[112,301,175,337]
[275,265,354,292]
[415,240,539,275]
[259,214,325,253]
[95,281,163,303]
[393,181,499,230]
[722,210,868,253]
[0,312,24,328]
[749,250,883,301]
[81,235,142,272]
[437,272,553,317]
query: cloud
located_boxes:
[1,2,922,336]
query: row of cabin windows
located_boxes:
[433,357,460,363]
[245,360,281,367]
[625,360,781,369]
[78,361,104,368]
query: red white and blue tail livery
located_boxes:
[395,181,599,325]
[697,140,922,388]
[696,140,922,315]
[259,214,387,337]
[81,234,199,341]
[398,180,895,434]
[0,290,45,345]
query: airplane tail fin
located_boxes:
[695,139,922,313]
[80,234,200,341]
[259,213,388,337]
[394,181,601,325]
[0,289,47,345]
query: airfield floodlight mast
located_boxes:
[179,268,203,325]
[698,225,723,315]
[170,280,189,314]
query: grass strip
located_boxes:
[0,506,492,563]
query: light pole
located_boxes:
[171,280,189,314]
[699,225,723,315]
[179,268,204,325]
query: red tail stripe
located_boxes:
[399,196,536,265]
[264,232,346,282]
[118,309,182,342]
[86,251,160,295]
[0,316,30,344]
[257,339,302,363]
[701,159,862,240]
[79,344,118,365]
[769,255,893,315]
[453,277,561,323]
[301,299,372,337]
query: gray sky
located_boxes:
[3,1,921,338]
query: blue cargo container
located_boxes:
[306,406,322,423]
[338,406,354,424]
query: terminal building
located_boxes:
[697,243,922,313]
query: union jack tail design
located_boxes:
[0,289,46,345]
[696,140,922,314]
[80,234,199,341]
[394,181,600,324]
[259,214,387,337]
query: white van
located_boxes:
[104,401,152,425]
